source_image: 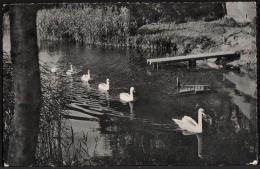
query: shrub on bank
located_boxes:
[3,52,14,162]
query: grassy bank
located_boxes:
[134,17,257,73]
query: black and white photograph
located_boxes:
[2,1,258,167]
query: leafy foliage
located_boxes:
[3,52,14,162]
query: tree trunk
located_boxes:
[8,5,41,166]
[0,7,3,167]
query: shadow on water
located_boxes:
[38,40,257,166]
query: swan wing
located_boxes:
[182,116,198,126]
[173,117,198,132]
[172,119,186,129]
[98,83,106,87]
[120,93,130,98]
[86,76,90,80]
[120,93,131,102]
[172,119,182,125]
[82,75,90,81]
[182,116,202,133]
[98,83,108,90]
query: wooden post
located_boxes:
[188,60,196,68]
[8,5,41,166]
[176,77,180,93]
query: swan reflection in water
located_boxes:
[119,95,135,120]
[182,131,203,159]
[129,102,135,120]
[98,90,110,107]
[173,108,212,159]
[66,75,74,90]
[82,81,92,92]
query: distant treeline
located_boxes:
[36,3,225,47]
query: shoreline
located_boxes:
[37,17,256,75]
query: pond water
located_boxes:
[38,40,257,166]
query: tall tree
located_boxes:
[7,4,41,166]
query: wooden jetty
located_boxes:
[147,51,240,69]
[177,85,213,95]
[175,77,213,95]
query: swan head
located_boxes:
[198,108,212,125]
[130,87,135,93]
[198,108,206,117]
[87,69,90,74]
[106,78,110,84]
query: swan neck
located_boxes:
[106,81,110,89]
[130,89,134,98]
[198,112,203,129]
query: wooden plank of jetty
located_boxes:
[147,51,239,65]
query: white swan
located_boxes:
[66,64,74,75]
[51,66,57,73]
[172,108,206,134]
[98,78,110,91]
[120,87,135,102]
[81,70,91,82]
[248,160,258,165]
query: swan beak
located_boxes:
[204,114,213,125]
[202,112,206,117]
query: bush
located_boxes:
[219,16,239,27]
[3,52,14,162]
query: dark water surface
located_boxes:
[38,40,257,165]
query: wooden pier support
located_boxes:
[188,60,197,68]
